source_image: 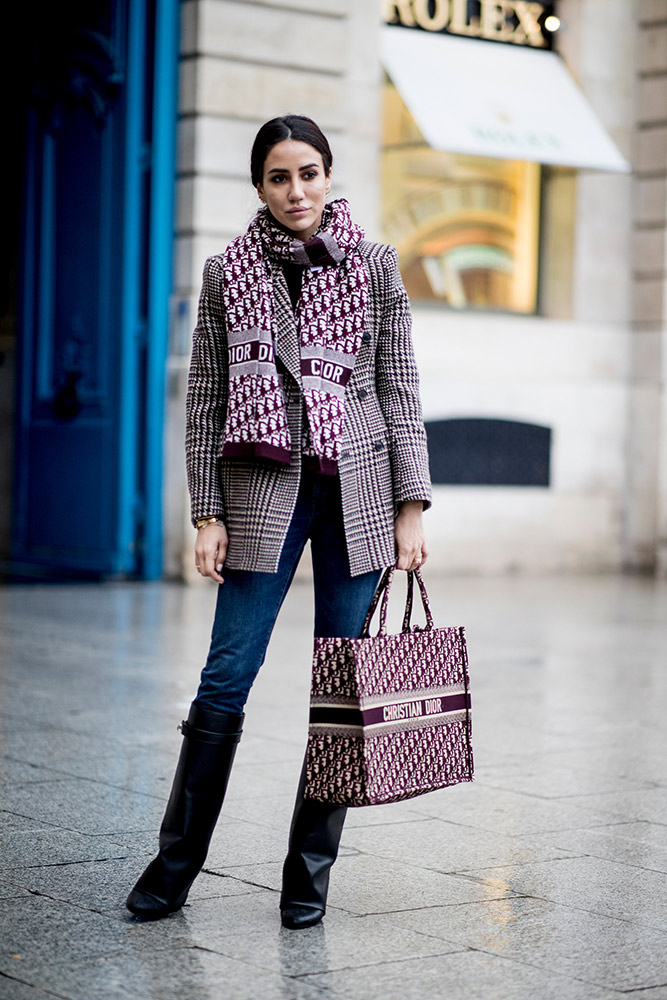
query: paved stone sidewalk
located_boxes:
[1,572,666,1000]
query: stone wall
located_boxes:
[413,0,637,573]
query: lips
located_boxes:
[287,208,309,216]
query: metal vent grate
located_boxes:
[425,418,551,487]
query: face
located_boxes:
[257,139,331,241]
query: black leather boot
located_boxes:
[280,759,347,929]
[126,702,243,920]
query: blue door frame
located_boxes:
[145,0,179,579]
[14,0,178,579]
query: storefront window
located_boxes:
[382,78,541,313]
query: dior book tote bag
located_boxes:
[304,567,474,806]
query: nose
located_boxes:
[289,176,304,201]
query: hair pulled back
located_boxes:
[250,115,333,187]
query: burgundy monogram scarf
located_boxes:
[220,199,368,474]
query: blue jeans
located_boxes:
[195,470,383,714]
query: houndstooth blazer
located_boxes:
[185,239,431,576]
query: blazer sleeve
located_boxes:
[374,246,432,511]
[185,256,229,525]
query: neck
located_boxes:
[291,214,324,243]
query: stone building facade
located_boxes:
[164,0,667,578]
[4,0,664,580]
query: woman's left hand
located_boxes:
[394,500,428,572]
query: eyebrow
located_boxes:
[267,163,319,174]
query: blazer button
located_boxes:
[362,331,371,344]
[374,440,384,452]
[357,388,368,400]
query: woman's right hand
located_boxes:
[194,523,228,584]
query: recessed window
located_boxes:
[425,418,551,486]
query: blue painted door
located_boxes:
[14,0,177,577]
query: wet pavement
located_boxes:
[1,571,666,1000]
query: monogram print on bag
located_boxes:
[311,628,467,700]
[305,625,473,806]
[305,720,473,807]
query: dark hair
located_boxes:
[250,115,333,187]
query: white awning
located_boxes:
[380,27,629,172]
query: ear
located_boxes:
[325,171,332,195]
[256,183,266,204]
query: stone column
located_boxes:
[163,0,380,578]
[625,0,667,573]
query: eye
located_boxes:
[270,175,286,183]
[302,171,317,180]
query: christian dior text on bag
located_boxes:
[304,567,474,807]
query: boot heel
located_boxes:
[281,904,324,929]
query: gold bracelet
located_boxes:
[195,515,224,530]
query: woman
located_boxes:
[126,115,431,928]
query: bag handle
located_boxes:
[401,567,434,633]
[360,566,394,637]
[361,565,434,638]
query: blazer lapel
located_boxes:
[271,267,302,386]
